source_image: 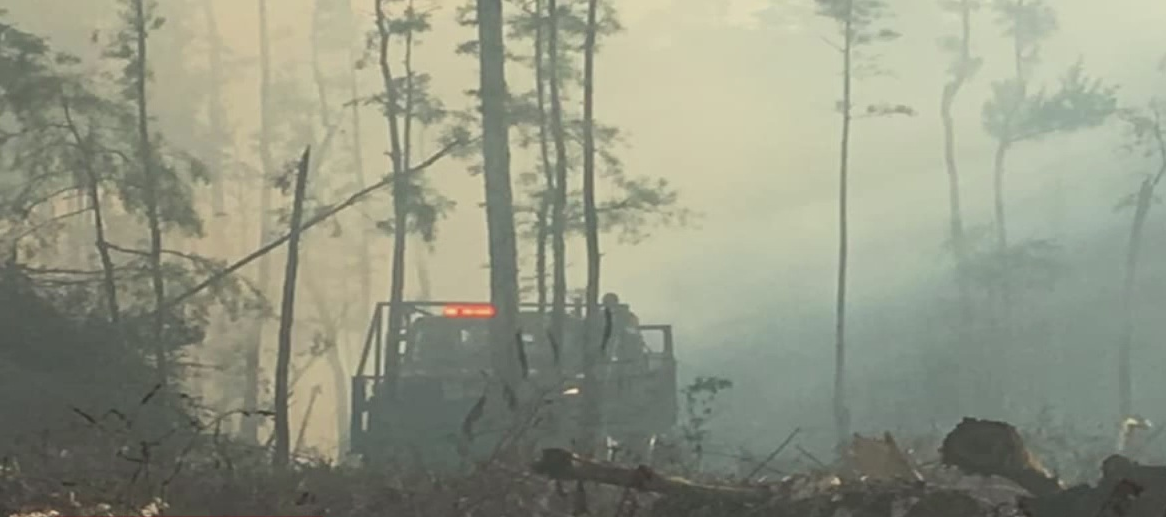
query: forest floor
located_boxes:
[3,417,1165,517]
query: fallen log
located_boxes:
[530,448,994,517]
[531,448,770,503]
[530,418,1166,517]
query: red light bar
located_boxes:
[442,303,497,319]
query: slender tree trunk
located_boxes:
[941,101,969,270]
[203,0,228,218]
[398,0,417,314]
[940,0,972,313]
[992,141,1010,253]
[832,4,854,448]
[939,1,975,414]
[413,128,434,302]
[62,99,121,328]
[70,189,87,267]
[374,0,409,388]
[310,0,333,129]
[309,0,351,455]
[243,0,276,444]
[304,272,350,456]
[403,0,416,173]
[326,338,348,455]
[133,0,168,388]
[546,0,570,351]
[273,147,312,469]
[476,0,522,386]
[1118,112,1166,420]
[226,171,250,435]
[203,0,236,426]
[530,16,562,454]
[293,385,322,456]
[993,1,1027,314]
[413,237,433,299]
[581,0,600,315]
[534,0,554,317]
[342,0,372,330]
[1119,180,1151,421]
[990,135,1014,415]
[579,0,603,456]
[988,31,1021,412]
[87,167,121,329]
[386,198,408,376]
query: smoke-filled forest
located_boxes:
[2,0,1166,515]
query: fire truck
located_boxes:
[348,300,678,468]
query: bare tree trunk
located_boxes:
[399,0,418,309]
[243,0,276,444]
[990,137,1014,381]
[940,0,973,313]
[226,171,250,436]
[341,0,372,331]
[581,0,600,318]
[1119,180,1151,421]
[476,0,522,386]
[992,141,1010,253]
[579,0,602,456]
[309,0,351,455]
[273,147,312,469]
[1118,110,1166,420]
[974,4,1030,418]
[70,189,87,267]
[403,0,416,173]
[374,0,409,390]
[133,0,168,388]
[534,0,554,317]
[326,340,348,455]
[412,238,433,300]
[412,129,435,302]
[832,2,854,448]
[203,0,228,218]
[526,6,564,442]
[202,0,237,427]
[293,385,322,456]
[535,207,550,314]
[993,2,1028,316]
[62,99,121,328]
[303,271,349,456]
[546,0,569,351]
[310,0,334,128]
[939,0,975,414]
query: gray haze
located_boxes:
[5,0,1166,457]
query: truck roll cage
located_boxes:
[349,300,676,456]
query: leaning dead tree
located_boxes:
[272,147,311,468]
[153,139,465,315]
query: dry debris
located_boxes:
[10,416,1166,517]
[843,431,923,483]
[531,417,1166,517]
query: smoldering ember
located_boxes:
[1,0,1164,516]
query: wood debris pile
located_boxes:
[531,417,1166,517]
